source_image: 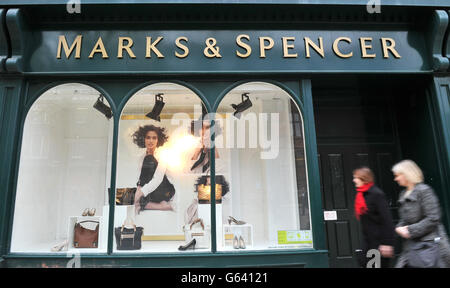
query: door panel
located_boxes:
[313,76,404,267]
[319,145,398,267]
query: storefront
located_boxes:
[0,1,449,268]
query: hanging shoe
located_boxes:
[191,150,206,171]
[82,208,89,217]
[202,160,210,173]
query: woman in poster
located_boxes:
[133,125,176,213]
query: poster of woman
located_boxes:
[132,125,176,213]
[115,115,202,244]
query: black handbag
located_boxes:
[407,240,440,268]
[114,225,143,250]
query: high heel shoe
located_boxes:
[82,208,89,216]
[228,216,246,225]
[233,236,240,249]
[190,150,206,171]
[88,208,96,216]
[239,236,246,249]
[51,240,68,252]
[178,239,196,251]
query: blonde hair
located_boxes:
[392,159,424,184]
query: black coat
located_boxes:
[137,155,175,204]
[359,185,395,250]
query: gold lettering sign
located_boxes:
[118,37,136,59]
[55,34,402,61]
[304,37,324,58]
[259,36,274,58]
[381,37,401,59]
[175,37,189,58]
[236,34,252,58]
[360,37,376,58]
[89,37,108,59]
[204,38,222,58]
[333,37,353,58]
[282,37,298,58]
[57,35,82,59]
[146,36,165,58]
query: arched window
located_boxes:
[115,82,210,253]
[11,83,113,253]
[215,82,312,251]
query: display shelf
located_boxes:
[67,215,106,251]
[198,203,222,247]
[112,240,211,253]
[11,241,108,254]
[222,224,253,249]
[219,243,313,252]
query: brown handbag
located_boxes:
[73,220,99,248]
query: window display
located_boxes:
[11,83,113,253]
[11,81,312,254]
[216,82,313,251]
[115,82,211,253]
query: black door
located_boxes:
[318,145,399,267]
[313,76,401,268]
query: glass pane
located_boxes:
[115,83,210,253]
[216,82,312,251]
[11,83,113,254]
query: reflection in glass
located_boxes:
[216,82,312,251]
[115,83,211,253]
[11,83,113,253]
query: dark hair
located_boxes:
[191,114,223,137]
[132,125,168,148]
[353,167,375,184]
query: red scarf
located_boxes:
[354,182,374,220]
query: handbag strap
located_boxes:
[190,218,205,230]
[77,220,99,225]
[121,224,136,233]
[119,224,137,246]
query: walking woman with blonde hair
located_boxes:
[392,159,450,268]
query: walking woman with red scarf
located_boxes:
[353,167,395,268]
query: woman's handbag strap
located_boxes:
[77,220,99,225]
[121,224,137,233]
[190,218,205,230]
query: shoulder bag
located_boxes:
[115,223,144,250]
[183,218,210,249]
[407,239,440,268]
[74,220,99,248]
